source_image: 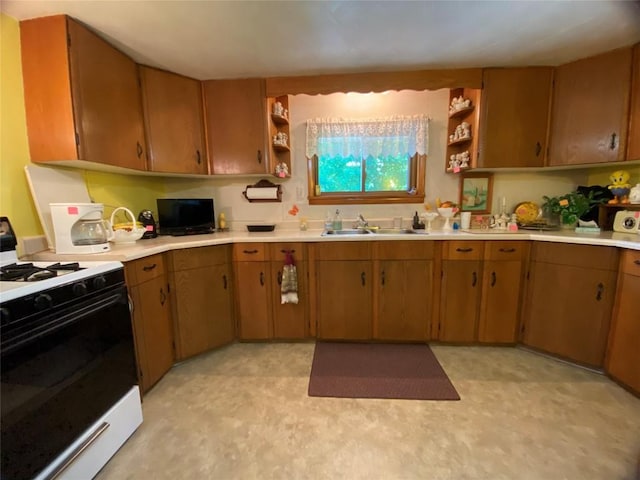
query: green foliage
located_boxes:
[542,190,605,224]
[318,154,409,193]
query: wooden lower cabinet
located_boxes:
[478,241,529,344]
[605,250,640,394]
[125,254,174,393]
[314,242,372,340]
[234,242,309,340]
[234,258,272,339]
[373,241,435,341]
[439,241,483,342]
[270,244,309,339]
[169,245,234,360]
[523,243,618,367]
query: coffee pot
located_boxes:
[50,203,111,254]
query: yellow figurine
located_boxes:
[607,170,631,204]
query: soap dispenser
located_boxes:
[412,211,421,229]
[333,209,343,231]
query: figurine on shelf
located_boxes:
[460,122,471,139]
[448,154,460,172]
[273,101,284,116]
[449,96,471,114]
[451,122,471,142]
[459,151,470,168]
[607,170,631,204]
[275,162,289,178]
[447,151,470,172]
[273,131,288,147]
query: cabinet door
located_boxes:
[203,78,268,174]
[270,261,308,339]
[478,260,523,343]
[140,66,207,174]
[523,262,617,367]
[375,259,432,341]
[606,250,640,394]
[478,68,552,168]
[316,261,372,340]
[548,47,633,165]
[67,18,146,170]
[235,261,272,339]
[130,276,174,393]
[606,272,640,393]
[627,44,640,161]
[172,264,234,359]
[439,260,481,342]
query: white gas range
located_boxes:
[0,216,142,480]
[0,248,124,302]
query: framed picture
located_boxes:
[459,173,493,214]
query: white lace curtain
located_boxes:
[305,115,429,159]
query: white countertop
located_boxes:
[26,228,640,263]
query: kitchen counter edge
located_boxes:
[27,229,640,263]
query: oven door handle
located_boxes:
[45,421,111,480]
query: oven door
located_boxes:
[1,284,138,480]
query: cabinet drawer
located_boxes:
[169,245,230,271]
[373,241,435,260]
[269,242,306,261]
[532,242,618,270]
[443,241,484,260]
[313,242,371,261]
[620,249,640,276]
[233,243,267,261]
[484,241,529,260]
[125,254,165,285]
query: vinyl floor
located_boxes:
[96,343,640,480]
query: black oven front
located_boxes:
[1,268,137,480]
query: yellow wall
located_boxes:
[0,14,41,237]
[0,13,166,243]
[84,171,166,221]
[587,165,640,188]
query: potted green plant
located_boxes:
[541,190,605,228]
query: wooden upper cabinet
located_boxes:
[203,78,269,174]
[627,44,640,161]
[139,66,208,174]
[20,15,146,170]
[548,46,633,166]
[478,68,553,168]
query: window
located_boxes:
[306,115,429,204]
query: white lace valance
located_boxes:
[305,115,429,159]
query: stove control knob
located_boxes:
[93,276,107,289]
[72,282,88,297]
[34,293,53,311]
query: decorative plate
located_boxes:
[514,201,541,224]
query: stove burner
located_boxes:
[0,262,84,282]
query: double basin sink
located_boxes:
[321,228,423,236]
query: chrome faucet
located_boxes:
[354,213,368,229]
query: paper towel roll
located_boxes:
[245,187,279,200]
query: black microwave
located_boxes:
[156,198,215,236]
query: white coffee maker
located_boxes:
[50,203,111,254]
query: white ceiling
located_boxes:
[2,1,640,81]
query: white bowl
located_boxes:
[437,207,455,218]
[111,227,145,243]
[109,206,145,243]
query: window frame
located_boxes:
[307,153,426,205]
